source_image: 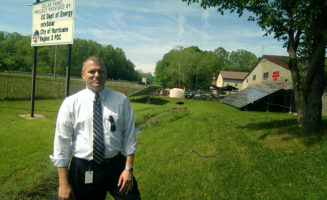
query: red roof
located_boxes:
[219,71,249,80]
[262,55,289,69]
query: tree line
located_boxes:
[1,31,259,88]
[155,46,258,89]
[0,31,151,82]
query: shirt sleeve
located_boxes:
[122,97,138,155]
[50,98,74,167]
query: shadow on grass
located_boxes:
[130,97,169,105]
[237,118,327,146]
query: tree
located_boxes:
[183,0,327,131]
[0,31,142,81]
[229,49,258,71]
[155,46,221,89]
[213,47,229,66]
[213,47,258,72]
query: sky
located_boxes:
[0,0,288,74]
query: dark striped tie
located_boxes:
[93,93,104,164]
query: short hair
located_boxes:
[82,56,106,72]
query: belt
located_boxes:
[104,149,120,159]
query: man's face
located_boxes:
[82,60,107,93]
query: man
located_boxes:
[51,56,141,200]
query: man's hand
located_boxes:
[57,167,74,200]
[58,183,74,200]
[117,170,134,194]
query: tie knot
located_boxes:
[94,93,99,102]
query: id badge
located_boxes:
[85,170,93,184]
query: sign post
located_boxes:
[30,0,40,118]
[66,44,72,96]
[31,0,75,116]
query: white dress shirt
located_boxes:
[51,87,138,167]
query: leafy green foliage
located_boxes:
[0,31,143,82]
[155,46,258,89]
[182,0,327,131]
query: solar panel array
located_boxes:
[128,85,163,97]
[221,81,292,109]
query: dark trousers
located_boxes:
[68,154,141,200]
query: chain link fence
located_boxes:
[0,72,145,100]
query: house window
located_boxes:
[246,79,248,83]
[263,72,269,80]
[253,75,256,81]
[235,83,238,86]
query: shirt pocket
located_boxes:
[103,112,120,134]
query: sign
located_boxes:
[272,70,280,81]
[31,0,75,46]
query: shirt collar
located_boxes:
[85,87,106,101]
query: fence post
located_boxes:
[35,79,38,98]
[6,75,9,99]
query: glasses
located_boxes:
[109,115,116,132]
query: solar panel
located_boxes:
[128,85,163,97]
[221,81,292,109]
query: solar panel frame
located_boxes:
[128,85,163,97]
[221,81,292,109]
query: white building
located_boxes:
[216,71,249,90]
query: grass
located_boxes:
[134,98,327,199]
[1,97,327,199]
[0,99,60,199]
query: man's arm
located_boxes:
[58,167,74,199]
[52,99,75,199]
[118,97,137,194]
[118,154,134,194]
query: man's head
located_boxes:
[82,56,107,93]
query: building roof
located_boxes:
[262,55,289,69]
[219,71,249,80]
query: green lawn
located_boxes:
[1,97,327,199]
[0,99,60,199]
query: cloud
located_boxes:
[177,14,185,37]
[134,63,156,74]
[105,11,127,29]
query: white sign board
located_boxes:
[31,0,75,46]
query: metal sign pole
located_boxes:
[30,0,40,117]
[31,46,37,117]
[66,44,72,97]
